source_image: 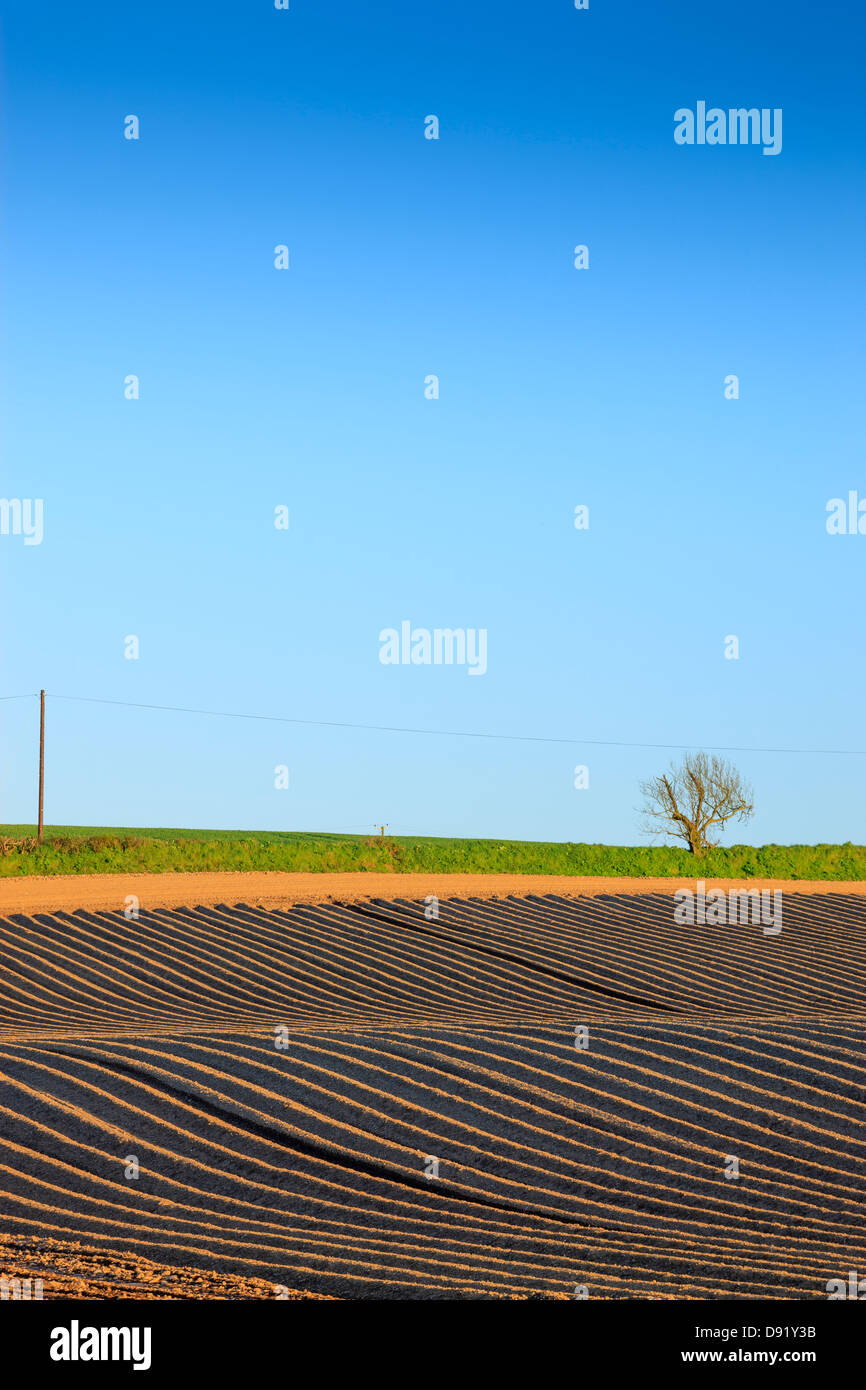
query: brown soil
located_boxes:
[2,892,864,1299]
[0,1234,335,1300]
[1,869,864,914]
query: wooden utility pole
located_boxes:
[37,690,45,842]
[377,824,388,839]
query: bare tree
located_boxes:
[639,752,754,857]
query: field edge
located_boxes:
[2,869,866,914]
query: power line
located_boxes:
[20,691,864,757]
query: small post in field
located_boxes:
[37,690,45,842]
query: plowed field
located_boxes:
[1,891,864,1299]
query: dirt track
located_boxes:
[1,869,864,914]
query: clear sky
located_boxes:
[1,0,864,844]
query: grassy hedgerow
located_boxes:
[0,827,863,879]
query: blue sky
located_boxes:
[1,0,864,844]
